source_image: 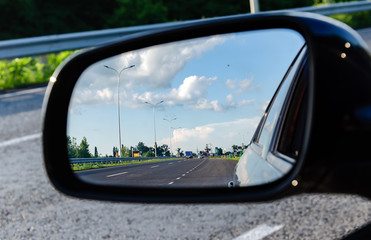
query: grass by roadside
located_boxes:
[71,158,178,171]
[210,156,240,161]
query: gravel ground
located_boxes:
[1,135,370,239]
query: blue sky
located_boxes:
[67,28,305,156]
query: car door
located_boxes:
[234,44,309,187]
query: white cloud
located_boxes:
[226,79,236,89]
[159,117,261,152]
[226,78,254,94]
[237,79,253,92]
[169,75,216,101]
[119,75,255,112]
[112,35,227,90]
[174,126,215,142]
[225,94,254,108]
[72,88,114,105]
[239,99,255,107]
[124,75,217,109]
[191,99,224,112]
[71,35,227,107]
[71,73,255,115]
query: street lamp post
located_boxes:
[250,0,260,13]
[104,64,135,157]
[145,100,164,157]
[163,117,176,156]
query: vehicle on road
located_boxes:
[42,11,371,238]
[185,151,193,159]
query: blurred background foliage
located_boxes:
[0,0,369,90]
[2,0,367,41]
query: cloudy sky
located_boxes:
[67,28,305,156]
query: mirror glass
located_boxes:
[67,28,305,188]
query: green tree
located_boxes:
[67,136,78,158]
[216,147,223,156]
[120,145,131,157]
[260,0,313,11]
[94,146,99,158]
[136,141,149,155]
[77,137,91,158]
[0,0,117,40]
[176,148,184,157]
[143,151,154,157]
[106,0,168,28]
[164,0,249,21]
[157,144,170,157]
[232,145,239,152]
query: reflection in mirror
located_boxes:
[67,29,305,188]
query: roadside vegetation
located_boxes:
[68,135,243,159]
[67,136,173,158]
[210,156,241,161]
[0,51,74,91]
[330,11,371,29]
[68,135,243,170]
[71,158,178,171]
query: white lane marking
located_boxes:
[0,133,41,148]
[168,163,173,165]
[106,172,128,178]
[151,165,159,168]
[171,158,207,182]
[234,224,284,240]
[168,182,174,185]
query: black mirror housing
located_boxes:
[42,12,371,203]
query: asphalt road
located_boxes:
[0,28,371,239]
[76,158,236,187]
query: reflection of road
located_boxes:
[75,158,237,187]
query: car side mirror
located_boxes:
[42,12,371,203]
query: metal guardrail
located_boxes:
[70,156,173,164]
[293,1,371,15]
[0,21,187,59]
[1,1,371,59]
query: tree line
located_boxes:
[1,0,317,41]
[67,136,95,158]
[67,136,171,158]
[67,135,245,159]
